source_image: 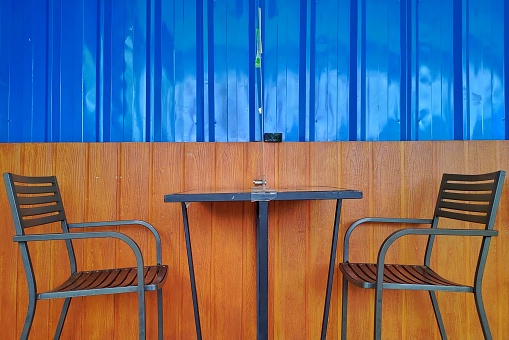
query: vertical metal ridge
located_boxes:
[120,0,127,142]
[96,0,103,142]
[45,0,51,142]
[248,0,256,141]
[145,0,152,142]
[0,0,10,141]
[462,0,469,140]
[207,0,215,142]
[122,0,135,142]
[414,0,419,141]
[399,0,411,141]
[52,0,62,142]
[152,0,162,141]
[308,0,316,141]
[453,0,464,140]
[503,1,509,139]
[30,1,43,142]
[102,0,112,142]
[161,0,176,142]
[298,0,307,142]
[349,0,358,141]
[196,0,204,142]
[359,0,366,141]
[81,0,93,142]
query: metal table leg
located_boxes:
[181,202,202,340]
[321,199,343,339]
[257,201,269,340]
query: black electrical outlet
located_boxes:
[264,132,282,142]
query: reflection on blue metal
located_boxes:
[0,0,507,142]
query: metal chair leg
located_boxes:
[374,286,383,340]
[157,288,164,340]
[429,291,447,339]
[53,297,72,340]
[341,278,349,340]
[20,295,37,340]
[474,289,493,340]
[138,289,147,340]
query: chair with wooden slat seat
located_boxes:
[3,173,169,340]
[339,171,505,340]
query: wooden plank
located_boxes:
[20,143,54,339]
[242,143,260,339]
[82,143,119,338]
[54,143,87,339]
[495,140,509,338]
[151,142,184,339]
[465,141,499,339]
[372,142,403,338]
[308,142,340,339]
[340,141,373,339]
[211,143,245,338]
[434,141,468,337]
[401,141,436,340]
[261,142,277,338]
[0,144,21,340]
[116,143,151,339]
[183,142,215,339]
[274,142,310,339]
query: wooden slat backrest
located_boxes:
[4,173,67,234]
[435,172,505,228]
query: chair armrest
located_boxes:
[13,231,147,289]
[377,228,498,266]
[67,220,163,264]
[370,228,498,291]
[343,217,433,261]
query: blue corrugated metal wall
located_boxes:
[0,0,507,142]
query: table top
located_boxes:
[164,186,362,203]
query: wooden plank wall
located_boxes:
[0,141,508,339]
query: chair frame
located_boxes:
[340,171,505,340]
[4,173,168,340]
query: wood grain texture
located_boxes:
[0,141,508,339]
[20,143,54,339]
[372,143,404,338]
[117,143,152,339]
[212,143,245,339]
[274,143,310,340]
[54,143,87,340]
[183,143,215,339]
[0,143,21,340]
[340,142,374,340]
[151,143,184,339]
[466,141,499,340]
[434,141,470,338]
[401,142,436,340]
[495,140,509,339]
[83,143,119,339]
[309,143,340,339]
[242,143,259,340]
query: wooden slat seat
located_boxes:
[340,263,471,291]
[44,265,168,298]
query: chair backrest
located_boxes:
[3,173,78,276]
[425,171,505,267]
[434,172,505,228]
